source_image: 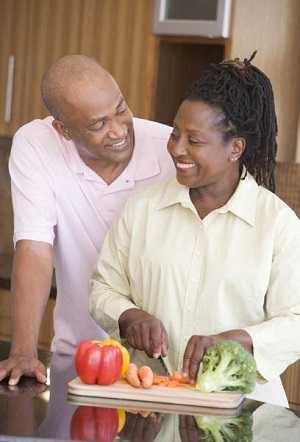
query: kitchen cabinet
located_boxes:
[0,0,156,136]
[0,0,30,136]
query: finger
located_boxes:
[182,338,195,376]
[0,367,9,382]
[34,367,47,384]
[161,329,168,357]
[8,368,23,386]
[140,324,151,356]
[132,325,144,351]
[127,328,139,350]
[150,324,163,358]
[188,343,204,381]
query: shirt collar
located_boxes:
[61,118,161,183]
[217,171,259,226]
[124,118,161,182]
[157,170,259,227]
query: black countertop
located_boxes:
[1,340,300,441]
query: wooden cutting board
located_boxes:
[68,377,244,409]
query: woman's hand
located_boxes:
[182,329,253,382]
[118,309,168,358]
[182,335,215,382]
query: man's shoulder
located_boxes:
[133,117,172,140]
[15,116,55,140]
[12,116,64,161]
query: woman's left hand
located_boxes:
[182,335,215,382]
[182,329,253,382]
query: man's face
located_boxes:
[57,75,134,165]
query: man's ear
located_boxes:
[229,137,246,162]
[52,119,72,140]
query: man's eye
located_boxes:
[117,106,127,115]
[90,121,105,131]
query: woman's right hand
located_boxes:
[118,308,168,359]
[0,354,47,385]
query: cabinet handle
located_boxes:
[4,55,15,123]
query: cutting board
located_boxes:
[68,377,244,409]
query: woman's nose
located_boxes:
[169,136,187,156]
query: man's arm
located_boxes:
[0,240,54,385]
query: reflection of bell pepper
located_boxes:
[70,406,126,442]
[75,341,122,385]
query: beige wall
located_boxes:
[229,0,300,161]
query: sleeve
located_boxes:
[89,199,139,339]
[9,131,57,246]
[243,210,300,381]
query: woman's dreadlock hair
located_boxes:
[184,51,278,192]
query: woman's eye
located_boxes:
[189,138,202,145]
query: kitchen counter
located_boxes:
[1,340,300,441]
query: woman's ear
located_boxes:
[229,137,246,162]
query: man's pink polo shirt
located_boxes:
[9,117,174,354]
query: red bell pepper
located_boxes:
[75,340,122,385]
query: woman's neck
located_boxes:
[189,168,241,219]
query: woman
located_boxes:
[89,54,300,406]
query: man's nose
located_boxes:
[108,119,127,139]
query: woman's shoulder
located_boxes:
[256,184,300,231]
[127,178,177,210]
[121,178,182,227]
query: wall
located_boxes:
[24,0,157,122]
[229,0,300,161]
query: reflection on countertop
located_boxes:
[1,340,300,441]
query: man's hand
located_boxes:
[119,309,168,358]
[182,329,253,382]
[0,354,47,386]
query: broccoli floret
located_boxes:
[195,410,253,442]
[196,340,256,394]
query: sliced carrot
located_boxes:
[169,371,191,384]
[138,366,154,389]
[126,363,141,388]
[153,375,169,385]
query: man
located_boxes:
[0,55,174,385]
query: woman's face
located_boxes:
[167,100,241,189]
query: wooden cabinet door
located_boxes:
[0,0,83,136]
[23,0,83,123]
[0,0,30,136]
